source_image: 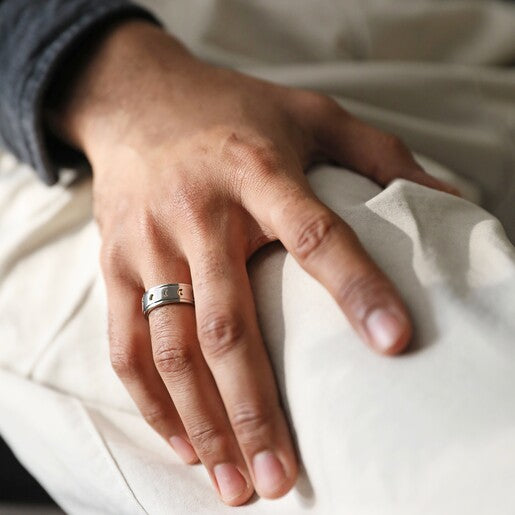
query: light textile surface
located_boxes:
[1,1,515,514]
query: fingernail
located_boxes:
[169,436,198,464]
[214,463,248,502]
[366,308,404,352]
[252,450,287,496]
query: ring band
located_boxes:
[142,283,194,317]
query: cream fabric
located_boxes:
[1,1,515,513]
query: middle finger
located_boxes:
[184,222,298,499]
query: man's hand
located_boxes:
[49,20,459,506]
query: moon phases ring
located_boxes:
[142,283,195,317]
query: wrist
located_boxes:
[46,20,196,167]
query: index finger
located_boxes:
[246,179,412,355]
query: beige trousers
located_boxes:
[1,1,515,513]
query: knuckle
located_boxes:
[152,323,193,376]
[169,182,213,232]
[299,90,339,115]
[336,272,392,320]
[230,403,272,443]
[366,160,390,183]
[228,137,278,174]
[293,211,335,261]
[366,134,411,183]
[100,240,125,275]
[110,346,142,379]
[153,345,193,376]
[221,133,285,196]
[198,311,245,358]
[140,406,168,427]
[383,133,408,155]
[170,183,202,213]
[188,423,225,456]
[135,208,161,243]
[244,147,278,182]
[133,209,172,259]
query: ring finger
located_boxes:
[102,269,198,464]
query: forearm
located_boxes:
[0,0,159,185]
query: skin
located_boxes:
[48,20,460,506]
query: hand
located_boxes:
[49,21,459,506]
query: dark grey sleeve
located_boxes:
[0,0,160,185]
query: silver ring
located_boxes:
[142,283,194,317]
